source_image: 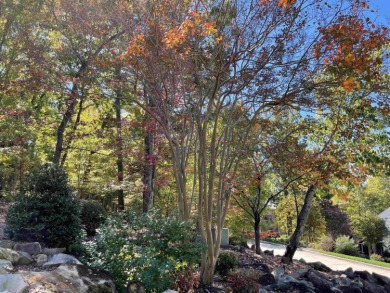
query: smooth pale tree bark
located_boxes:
[282,184,316,263]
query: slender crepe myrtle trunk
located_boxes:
[282,185,316,263]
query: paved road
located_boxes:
[248,241,390,277]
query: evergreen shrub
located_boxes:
[80,200,106,236]
[5,164,81,248]
[216,251,238,276]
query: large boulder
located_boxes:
[0,259,13,271]
[354,271,376,283]
[0,274,29,292]
[16,251,34,265]
[14,242,42,256]
[0,240,14,249]
[362,280,387,293]
[43,253,82,267]
[0,247,19,264]
[21,264,116,293]
[36,254,48,266]
[372,272,390,286]
[42,247,66,255]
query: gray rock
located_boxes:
[354,271,376,283]
[36,254,48,266]
[14,242,42,255]
[43,253,82,267]
[279,275,298,283]
[0,260,13,271]
[345,267,354,279]
[372,272,390,286]
[258,273,276,286]
[42,247,66,255]
[0,240,14,249]
[333,277,352,287]
[351,279,364,289]
[272,265,285,281]
[299,258,307,263]
[16,251,34,265]
[21,264,115,293]
[0,267,8,275]
[0,274,29,292]
[306,270,333,292]
[0,247,19,264]
[307,261,332,272]
[338,288,363,293]
[264,277,315,293]
[362,280,387,293]
[264,250,274,256]
[290,269,309,279]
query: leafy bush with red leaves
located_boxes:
[172,267,200,292]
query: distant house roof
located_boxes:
[379,207,390,231]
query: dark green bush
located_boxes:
[334,235,359,256]
[80,200,106,236]
[5,164,81,248]
[86,209,205,292]
[216,251,238,276]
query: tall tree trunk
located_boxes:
[53,93,77,165]
[142,91,155,213]
[53,62,87,165]
[115,90,125,211]
[142,130,155,213]
[254,211,262,254]
[60,97,84,167]
[282,184,316,263]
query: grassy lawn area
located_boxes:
[318,251,390,269]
